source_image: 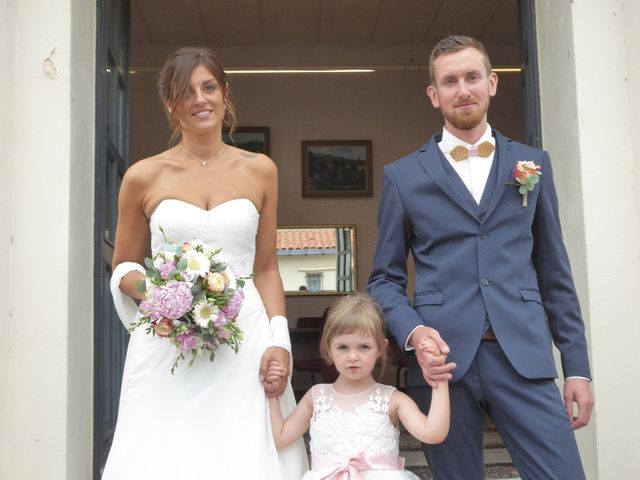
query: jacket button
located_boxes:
[479,214,486,221]
[480,278,489,286]
[479,232,488,239]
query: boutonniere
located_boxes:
[508,161,541,207]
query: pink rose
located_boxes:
[154,318,174,337]
[513,161,541,184]
[160,261,175,280]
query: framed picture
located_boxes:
[301,140,373,197]
[223,126,270,155]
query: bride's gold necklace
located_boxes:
[180,143,226,167]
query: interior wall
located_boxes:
[130,48,524,322]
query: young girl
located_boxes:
[268,293,450,479]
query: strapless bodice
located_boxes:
[149,198,259,276]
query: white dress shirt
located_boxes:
[438,124,496,205]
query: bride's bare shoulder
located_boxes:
[123,150,174,188]
[235,147,277,176]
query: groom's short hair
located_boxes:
[428,35,493,85]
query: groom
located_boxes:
[368,35,593,479]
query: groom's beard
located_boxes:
[443,97,490,131]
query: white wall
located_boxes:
[0,0,12,472]
[0,0,95,478]
[67,0,96,477]
[537,0,640,478]
[278,254,337,291]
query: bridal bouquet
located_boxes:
[130,227,246,373]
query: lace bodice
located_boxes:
[149,198,259,276]
[309,383,399,456]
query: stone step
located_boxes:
[399,424,520,479]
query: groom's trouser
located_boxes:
[407,340,586,480]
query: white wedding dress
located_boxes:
[103,198,308,480]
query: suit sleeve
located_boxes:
[367,166,426,350]
[532,152,591,379]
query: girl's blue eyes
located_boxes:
[336,344,372,350]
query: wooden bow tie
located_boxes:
[449,141,495,162]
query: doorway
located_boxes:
[93,1,539,476]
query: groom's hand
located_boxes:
[410,327,456,388]
[260,346,290,398]
[563,378,594,430]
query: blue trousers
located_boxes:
[407,340,585,480]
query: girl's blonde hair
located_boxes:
[319,293,388,366]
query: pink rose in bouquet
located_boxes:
[154,318,174,337]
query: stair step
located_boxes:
[402,446,513,467]
[406,464,520,479]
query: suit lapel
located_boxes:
[482,131,516,221]
[416,137,478,219]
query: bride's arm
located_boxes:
[252,156,290,396]
[112,162,152,301]
[253,155,286,318]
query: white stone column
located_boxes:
[0,0,95,478]
[537,0,640,478]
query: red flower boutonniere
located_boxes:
[510,161,541,207]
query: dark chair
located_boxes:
[291,309,337,385]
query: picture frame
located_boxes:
[223,126,271,155]
[301,140,373,197]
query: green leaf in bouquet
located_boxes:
[237,278,245,288]
[135,279,147,294]
[144,257,155,270]
[176,257,188,271]
[170,352,185,375]
[191,283,202,295]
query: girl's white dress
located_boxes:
[304,383,420,479]
[102,198,308,479]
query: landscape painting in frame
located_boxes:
[223,126,270,155]
[301,140,372,197]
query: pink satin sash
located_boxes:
[312,452,406,479]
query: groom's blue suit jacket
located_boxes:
[368,130,591,385]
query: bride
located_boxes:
[102,47,307,479]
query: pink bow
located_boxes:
[314,452,405,480]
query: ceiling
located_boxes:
[131,0,521,65]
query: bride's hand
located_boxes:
[260,346,290,398]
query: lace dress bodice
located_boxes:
[303,383,419,479]
[309,383,400,456]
